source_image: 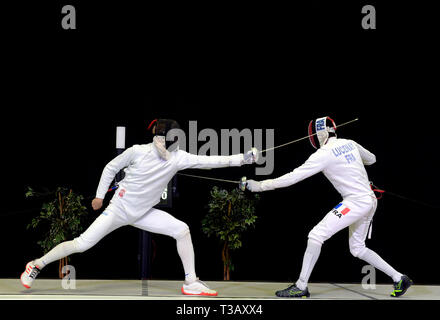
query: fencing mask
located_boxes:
[148,119,181,159]
[308,117,337,149]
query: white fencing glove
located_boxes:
[243,148,259,165]
[246,180,263,192]
[246,179,276,192]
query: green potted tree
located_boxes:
[26,187,89,279]
[202,187,259,281]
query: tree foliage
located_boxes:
[202,187,259,280]
[26,186,89,255]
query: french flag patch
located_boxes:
[334,203,351,216]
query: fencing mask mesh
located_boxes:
[308,117,337,149]
[148,119,181,153]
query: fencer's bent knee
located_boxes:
[308,229,326,245]
[174,223,190,240]
[350,243,367,258]
[307,238,322,248]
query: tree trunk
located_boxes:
[222,241,230,281]
[226,246,230,281]
[222,200,232,281]
[58,191,69,279]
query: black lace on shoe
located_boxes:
[29,266,41,280]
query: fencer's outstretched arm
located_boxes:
[247,149,328,192]
[176,150,253,171]
[96,147,135,199]
[355,142,376,166]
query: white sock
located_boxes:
[358,248,403,283]
[34,241,77,270]
[296,239,322,291]
[177,233,197,284]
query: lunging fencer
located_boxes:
[246,116,413,298]
[21,119,258,296]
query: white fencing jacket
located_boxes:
[96,144,245,220]
[259,138,376,199]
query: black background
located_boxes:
[1,0,439,292]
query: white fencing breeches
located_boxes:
[304,196,402,283]
[37,207,190,269]
[308,196,377,254]
[75,207,190,253]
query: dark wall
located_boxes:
[2,108,438,285]
[1,1,438,285]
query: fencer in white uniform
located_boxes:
[247,117,413,298]
[21,119,258,296]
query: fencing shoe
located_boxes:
[20,261,41,289]
[391,275,413,297]
[182,279,218,297]
[276,284,311,298]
